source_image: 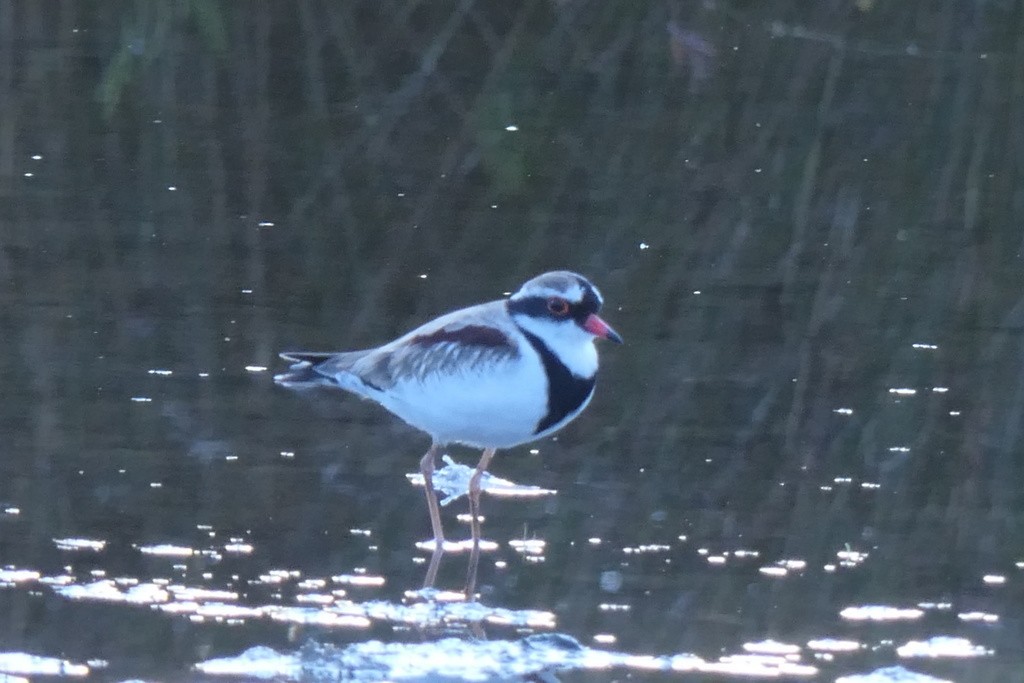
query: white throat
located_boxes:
[512,314,599,378]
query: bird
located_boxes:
[274,271,622,555]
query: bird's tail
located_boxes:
[273,352,337,388]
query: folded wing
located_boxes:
[274,302,521,393]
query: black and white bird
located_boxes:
[274,271,621,550]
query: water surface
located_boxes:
[1,3,1022,681]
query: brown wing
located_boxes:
[352,321,520,391]
[277,300,519,391]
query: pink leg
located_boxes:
[419,443,444,545]
[468,448,496,547]
[465,447,496,596]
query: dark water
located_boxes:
[1,2,1023,681]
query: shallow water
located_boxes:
[2,3,1023,681]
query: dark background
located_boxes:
[1,1,1022,680]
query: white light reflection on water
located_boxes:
[223,541,254,555]
[837,666,952,683]
[58,580,170,604]
[759,566,788,577]
[0,489,1006,681]
[255,569,301,585]
[137,543,195,557]
[160,601,266,621]
[171,586,237,601]
[622,544,671,555]
[8,562,556,634]
[0,569,41,585]
[38,575,74,587]
[701,654,816,677]
[896,636,993,658]
[268,605,371,629]
[364,600,556,630]
[333,573,385,587]
[414,539,500,553]
[598,603,631,612]
[295,593,334,605]
[509,538,546,558]
[840,605,924,621]
[403,587,466,603]
[1,546,1003,681]
[0,652,89,678]
[759,558,807,577]
[196,635,819,680]
[195,646,299,679]
[958,611,998,622]
[743,640,801,655]
[509,536,548,565]
[807,638,863,652]
[53,538,107,552]
[837,548,869,567]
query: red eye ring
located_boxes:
[547,297,570,316]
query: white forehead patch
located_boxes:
[526,282,585,302]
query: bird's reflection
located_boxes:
[418,530,484,597]
[408,455,556,597]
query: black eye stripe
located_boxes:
[508,293,601,321]
[507,295,550,319]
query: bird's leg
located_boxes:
[465,542,482,600]
[465,447,496,597]
[419,443,444,548]
[468,448,496,547]
[423,542,443,590]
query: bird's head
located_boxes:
[508,271,622,376]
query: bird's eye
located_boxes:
[547,297,570,316]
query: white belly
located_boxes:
[369,356,549,449]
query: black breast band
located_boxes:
[520,330,596,434]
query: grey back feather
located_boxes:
[276,300,521,393]
[349,301,520,390]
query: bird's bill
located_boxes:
[583,314,623,343]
